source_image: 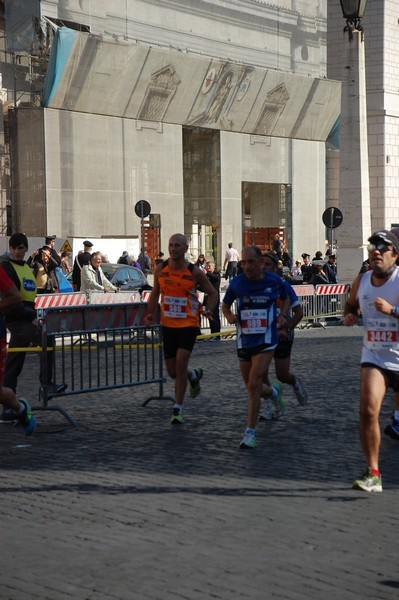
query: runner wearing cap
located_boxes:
[344,229,399,492]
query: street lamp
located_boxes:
[335,0,371,282]
[339,0,368,40]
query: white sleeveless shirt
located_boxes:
[357,267,399,371]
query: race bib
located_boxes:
[164,296,188,318]
[365,318,399,349]
[241,309,267,334]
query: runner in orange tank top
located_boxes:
[145,233,218,424]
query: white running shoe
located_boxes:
[294,376,308,405]
[239,430,257,449]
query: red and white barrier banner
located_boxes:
[88,291,141,304]
[141,290,151,302]
[35,293,87,309]
[315,284,350,295]
[295,285,315,297]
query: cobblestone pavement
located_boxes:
[1,325,399,600]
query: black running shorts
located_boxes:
[162,326,200,359]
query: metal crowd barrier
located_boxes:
[119,284,350,332]
[34,296,171,426]
[296,283,351,327]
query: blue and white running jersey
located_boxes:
[223,271,287,349]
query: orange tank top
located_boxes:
[159,261,200,328]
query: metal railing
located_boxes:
[35,301,171,426]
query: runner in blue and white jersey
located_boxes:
[222,246,290,449]
[259,253,308,421]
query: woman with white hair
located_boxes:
[80,252,118,292]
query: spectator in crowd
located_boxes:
[195,254,207,271]
[324,254,338,283]
[44,236,61,272]
[309,263,329,287]
[33,247,55,294]
[154,251,164,266]
[272,234,282,259]
[300,253,313,283]
[27,235,61,275]
[130,255,142,269]
[60,251,71,275]
[290,260,302,277]
[0,233,65,414]
[223,243,240,281]
[0,264,36,434]
[72,240,93,291]
[117,251,129,265]
[281,245,292,270]
[205,261,221,340]
[138,250,151,274]
[80,252,119,293]
[312,250,323,261]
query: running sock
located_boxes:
[245,427,255,434]
[173,403,182,411]
[371,468,381,478]
[271,387,278,400]
[17,401,25,415]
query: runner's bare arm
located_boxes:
[221,302,238,325]
[374,297,399,317]
[0,283,22,312]
[343,276,360,326]
[144,263,162,325]
[194,267,218,314]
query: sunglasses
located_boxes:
[367,243,393,253]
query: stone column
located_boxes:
[336,29,371,282]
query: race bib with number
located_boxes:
[241,309,268,334]
[365,318,399,349]
[164,296,188,318]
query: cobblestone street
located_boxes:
[1,326,398,600]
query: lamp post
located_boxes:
[336,0,371,281]
[339,0,368,40]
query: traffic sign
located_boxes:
[134,200,151,219]
[322,207,343,229]
[60,239,72,253]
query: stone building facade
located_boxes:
[2,0,339,266]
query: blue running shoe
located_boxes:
[18,399,36,435]
[272,382,285,419]
[239,430,257,449]
[189,368,203,398]
[384,417,399,440]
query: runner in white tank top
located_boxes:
[344,229,399,493]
